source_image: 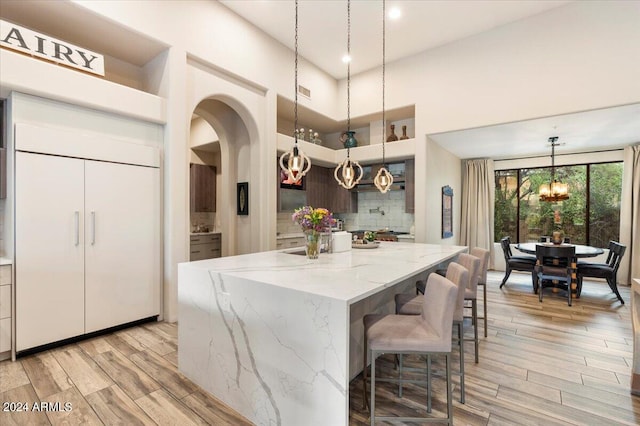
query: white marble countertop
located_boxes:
[0,257,12,265]
[184,242,466,304]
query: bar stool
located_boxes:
[363,273,457,424]
[395,263,469,402]
[460,253,482,363]
[470,247,490,338]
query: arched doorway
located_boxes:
[189,97,257,257]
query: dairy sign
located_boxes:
[0,20,104,76]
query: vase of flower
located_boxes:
[304,230,320,259]
[292,205,335,259]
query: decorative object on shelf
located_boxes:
[311,131,322,145]
[374,0,394,194]
[442,185,453,238]
[280,0,311,185]
[237,182,248,215]
[539,136,569,202]
[364,231,377,242]
[399,125,409,140]
[387,123,398,142]
[292,205,334,259]
[334,0,363,190]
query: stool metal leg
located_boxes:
[473,299,479,363]
[457,321,465,403]
[483,283,488,337]
[370,350,376,426]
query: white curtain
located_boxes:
[461,159,495,268]
[620,144,640,285]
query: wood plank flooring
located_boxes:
[0,271,637,425]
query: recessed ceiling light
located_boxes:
[389,7,401,20]
[342,54,351,63]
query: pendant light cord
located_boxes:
[294,0,299,145]
[346,0,351,159]
[381,0,386,166]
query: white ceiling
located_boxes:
[220,0,571,79]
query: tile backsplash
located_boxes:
[276,191,415,236]
[191,212,217,233]
[338,191,414,233]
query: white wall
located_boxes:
[419,137,462,244]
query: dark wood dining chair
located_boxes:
[499,237,536,289]
[535,244,576,306]
[576,241,626,304]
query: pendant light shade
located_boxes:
[539,136,569,202]
[280,0,311,184]
[334,0,363,189]
[374,0,393,194]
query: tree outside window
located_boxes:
[494,162,622,247]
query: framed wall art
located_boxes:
[442,185,453,239]
[237,182,249,215]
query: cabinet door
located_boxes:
[190,164,216,212]
[84,161,160,333]
[15,152,85,351]
[405,159,415,213]
[306,166,329,209]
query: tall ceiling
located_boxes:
[220,0,571,79]
[221,0,639,159]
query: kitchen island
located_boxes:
[178,242,466,425]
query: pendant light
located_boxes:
[539,136,569,202]
[334,0,363,189]
[374,0,393,194]
[280,0,311,184]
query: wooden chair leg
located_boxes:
[500,268,512,288]
[482,283,488,337]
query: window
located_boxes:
[494,162,622,247]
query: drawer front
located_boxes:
[190,243,222,261]
[284,237,305,247]
[0,318,10,352]
[0,265,11,286]
[0,285,10,319]
[190,234,221,245]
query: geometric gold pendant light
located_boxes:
[374,0,393,194]
[335,0,363,189]
[280,0,311,184]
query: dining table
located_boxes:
[515,242,605,296]
[515,242,604,258]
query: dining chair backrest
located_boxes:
[457,253,481,294]
[444,262,469,322]
[470,247,490,286]
[535,244,575,268]
[500,237,513,260]
[606,241,626,271]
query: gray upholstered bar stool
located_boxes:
[470,247,490,338]
[395,263,469,403]
[363,273,457,425]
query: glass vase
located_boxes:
[304,230,320,259]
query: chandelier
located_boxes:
[279,0,311,184]
[539,136,569,202]
[374,0,393,193]
[334,0,363,189]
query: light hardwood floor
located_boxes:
[1,271,637,425]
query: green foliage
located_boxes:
[494,162,622,247]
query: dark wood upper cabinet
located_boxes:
[404,159,415,213]
[190,163,216,212]
[306,165,357,214]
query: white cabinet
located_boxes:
[0,265,11,354]
[276,236,306,250]
[15,152,160,351]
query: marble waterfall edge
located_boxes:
[178,264,348,425]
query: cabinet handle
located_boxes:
[192,250,201,254]
[74,211,80,246]
[91,211,96,245]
